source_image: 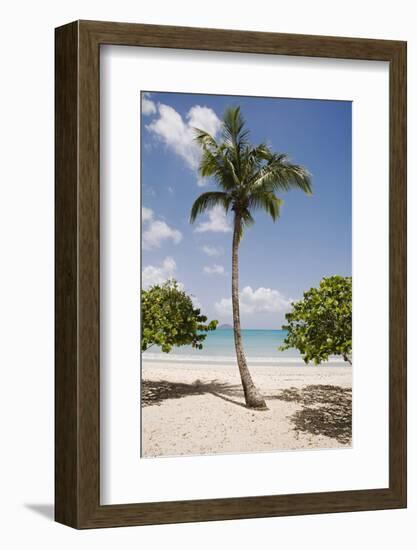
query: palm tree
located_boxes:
[190,107,312,409]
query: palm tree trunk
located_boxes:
[231,214,268,410]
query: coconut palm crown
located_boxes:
[190,106,312,409]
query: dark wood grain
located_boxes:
[55,20,407,529]
[388,41,407,504]
[55,21,79,527]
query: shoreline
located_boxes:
[141,361,352,458]
[142,355,351,368]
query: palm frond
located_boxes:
[193,127,219,151]
[222,106,249,148]
[191,105,312,241]
[241,143,270,183]
[224,156,241,187]
[198,148,239,192]
[189,191,231,223]
[198,148,220,178]
[248,143,271,162]
[248,191,283,221]
[250,157,312,195]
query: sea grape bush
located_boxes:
[141,279,218,353]
[280,275,352,365]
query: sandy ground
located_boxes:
[141,361,352,458]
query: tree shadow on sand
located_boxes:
[271,385,352,445]
[141,380,352,444]
[141,379,247,408]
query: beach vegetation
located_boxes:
[141,280,218,353]
[280,275,352,364]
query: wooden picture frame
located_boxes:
[55,20,407,528]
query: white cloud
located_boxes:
[203,264,225,275]
[143,220,182,250]
[142,93,156,116]
[195,205,231,233]
[142,206,182,250]
[146,103,221,174]
[142,206,154,222]
[202,245,224,257]
[142,257,178,288]
[187,105,222,139]
[215,286,291,316]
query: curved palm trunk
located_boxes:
[232,214,268,410]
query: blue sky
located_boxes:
[141,91,352,329]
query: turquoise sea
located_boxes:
[143,328,347,365]
[142,329,346,366]
[154,329,295,357]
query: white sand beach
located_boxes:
[141,360,352,458]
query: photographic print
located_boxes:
[140,91,352,458]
